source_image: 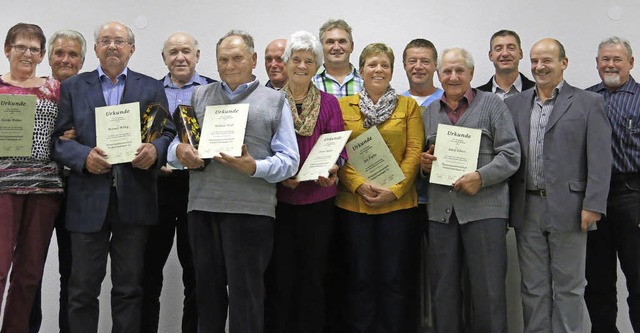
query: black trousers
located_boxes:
[586,173,640,333]
[188,211,273,333]
[67,191,148,333]
[141,172,197,333]
[266,198,335,333]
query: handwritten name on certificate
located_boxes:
[0,94,36,157]
[296,130,351,182]
[430,124,481,186]
[198,104,249,158]
[95,102,142,164]
[346,127,405,188]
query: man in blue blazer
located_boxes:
[505,38,612,333]
[52,22,175,333]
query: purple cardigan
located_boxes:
[277,90,347,205]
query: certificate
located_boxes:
[198,104,249,158]
[430,123,481,186]
[0,94,36,157]
[95,102,142,164]
[346,126,405,188]
[296,130,352,182]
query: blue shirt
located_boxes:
[162,71,211,115]
[168,77,299,183]
[588,76,640,174]
[97,66,127,106]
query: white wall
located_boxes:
[1,0,639,331]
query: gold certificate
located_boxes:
[95,102,142,164]
[346,126,405,188]
[430,123,481,186]
[296,130,351,182]
[0,94,36,157]
[198,103,249,158]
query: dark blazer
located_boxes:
[476,72,536,92]
[504,82,612,232]
[52,69,176,232]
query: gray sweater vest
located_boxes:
[188,80,285,218]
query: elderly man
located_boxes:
[584,36,640,333]
[313,19,362,97]
[28,29,87,333]
[169,30,298,333]
[264,38,287,89]
[477,30,535,99]
[504,38,612,333]
[52,22,175,333]
[140,31,215,333]
[421,48,520,333]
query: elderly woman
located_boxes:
[0,23,63,332]
[268,30,347,333]
[336,43,424,332]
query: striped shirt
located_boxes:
[162,72,212,115]
[312,64,363,98]
[527,81,564,190]
[587,76,640,173]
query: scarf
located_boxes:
[359,86,398,128]
[284,82,321,136]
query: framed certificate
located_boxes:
[296,130,351,182]
[346,126,405,188]
[198,103,249,158]
[95,102,142,164]
[0,94,36,157]
[430,123,481,186]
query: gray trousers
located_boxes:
[516,194,588,333]
[428,211,508,333]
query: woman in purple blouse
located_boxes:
[267,30,347,333]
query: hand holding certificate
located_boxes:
[296,130,351,182]
[346,126,405,188]
[429,124,481,186]
[0,94,36,157]
[95,102,142,164]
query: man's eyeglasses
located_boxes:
[11,44,42,55]
[97,39,131,47]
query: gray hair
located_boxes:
[318,19,353,43]
[94,22,135,44]
[437,48,474,70]
[162,32,199,57]
[283,31,323,66]
[216,30,254,54]
[598,36,633,58]
[47,30,87,60]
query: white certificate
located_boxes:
[430,123,481,186]
[346,126,405,188]
[296,130,352,182]
[95,102,141,164]
[198,104,249,158]
[0,94,36,157]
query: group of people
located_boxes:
[0,17,636,333]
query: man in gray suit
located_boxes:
[504,38,612,333]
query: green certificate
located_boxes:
[346,126,405,188]
[0,94,36,157]
[95,102,142,164]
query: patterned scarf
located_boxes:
[283,82,321,136]
[359,86,398,128]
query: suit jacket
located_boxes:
[476,72,536,92]
[504,82,612,232]
[52,69,176,232]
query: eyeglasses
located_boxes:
[97,39,131,47]
[11,44,42,55]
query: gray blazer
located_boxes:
[504,82,612,232]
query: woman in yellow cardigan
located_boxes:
[336,43,424,333]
